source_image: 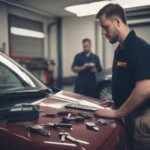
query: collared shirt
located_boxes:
[112,30,150,108]
[72,52,102,77]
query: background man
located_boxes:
[72,38,102,98]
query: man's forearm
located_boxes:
[117,81,150,117]
[95,80,150,119]
[72,66,84,73]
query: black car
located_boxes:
[96,68,112,101]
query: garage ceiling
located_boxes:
[2,0,101,17]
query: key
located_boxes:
[65,134,89,145]
[66,135,79,144]
[46,123,72,128]
[85,122,99,131]
[29,125,50,136]
[40,113,57,117]
[61,117,84,123]
[59,132,69,142]
[57,111,71,116]
[97,119,108,125]
[78,112,93,119]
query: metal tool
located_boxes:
[61,117,84,123]
[85,122,99,131]
[40,113,57,117]
[78,112,93,119]
[59,132,69,142]
[41,123,72,128]
[96,119,115,126]
[12,123,50,136]
[97,119,108,126]
[66,134,89,145]
[28,125,50,136]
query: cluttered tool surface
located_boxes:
[0,91,129,150]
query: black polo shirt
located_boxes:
[72,52,102,76]
[112,30,150,108]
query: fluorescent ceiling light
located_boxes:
[65,1,110,17]
[11,27,45,38]
[65,0,150,17]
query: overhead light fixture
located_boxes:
[65,1,110,17]
[65,0,150,17]
[11,27,45,38]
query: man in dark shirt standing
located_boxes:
[94,3,150,149]
[72,38,102,98]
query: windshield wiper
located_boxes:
[0,89,51,99]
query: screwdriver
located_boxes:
[61,117,84,123]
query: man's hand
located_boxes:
[72,63,90,73]
[94,109,120,119]
[83,63,90,69]
[91,66,98,73]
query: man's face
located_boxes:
[99,15,120,44]
[83,41,91,53]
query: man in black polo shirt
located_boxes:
[72,38,102,98]
[94,3,150,149]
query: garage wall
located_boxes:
[0,3,9,55]
[130,24,150,43]
[9,15,44,58]
[8,6,55,59]
[62,15,96,77]
[0,2,55,58]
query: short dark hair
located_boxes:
[95,3,127,25]
[82,38,91,44]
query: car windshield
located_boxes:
[0,53,50,94]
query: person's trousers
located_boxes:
[124,108,150,150]
[74,75,96,98]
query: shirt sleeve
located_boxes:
[96,56,102,72]
[71,55,79,69]
[132,43,150,82]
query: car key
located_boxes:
[61,117,84,123]
[40,113,57,117]
[45,123,72,128]
[78,112,93,119]
[57,111,71,116]
[66,135,79,144]
[97,119,108,125]
[59,132,69,142]
[85,122,99,131]
[66,134,89,145]
[29,125,50,136]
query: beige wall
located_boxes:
[0,3,9,55]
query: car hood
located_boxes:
[0,90,121,150]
